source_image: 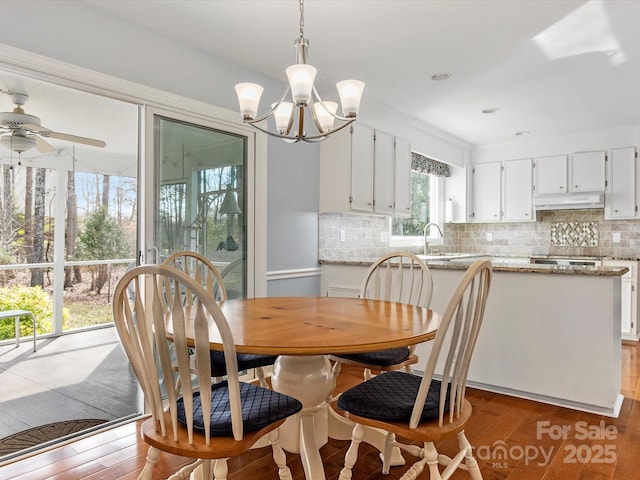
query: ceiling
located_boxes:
[1,0,639,165]
[82,0,640,146]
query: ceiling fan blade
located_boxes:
[34,135,57,154]
[21,123,50,133]
[43,131,106,148]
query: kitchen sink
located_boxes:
[417,253,482,261]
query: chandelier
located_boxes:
[234,0,365,143]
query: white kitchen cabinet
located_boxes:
[606,147,637,219]
[535,155,568,195]
[471,159,532,223]
[373,130,395,215]
[502,158,533,222]
[471,162,501,222]
[603,259,639,341]
[319,123,411,216]
[393,137,412,218]
[571,151,606,192]
[319,123,373,212]
[350,123,375,212]
[535,152,606,196]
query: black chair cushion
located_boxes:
[210,351,278,377]
[334,347,411,366]
[176,381,302,436]
[337,370,450,422]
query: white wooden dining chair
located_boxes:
[332,260,492,480]
[163,251,277,387]
[113,264,302,480]
[329,252,433,381]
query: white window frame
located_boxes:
[389,175,444,247]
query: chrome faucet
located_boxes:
[424,222,444,254]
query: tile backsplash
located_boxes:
[319,210,640,262]
[550,221,599,247]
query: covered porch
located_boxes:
[0,325,140,461]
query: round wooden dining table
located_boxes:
[200,296,441,480]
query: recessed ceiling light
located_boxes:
[515,130,531,136]
[482,108,500,114]
[430,72,452,81]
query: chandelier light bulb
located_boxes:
[272,102,294,134]
[286,64,317,105]
[336,80,365,117]
[313,101,338,133]
[234,83,264,119]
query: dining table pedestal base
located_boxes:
[271,355,405,480]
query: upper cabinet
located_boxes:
[606,146,637,219]
[502,158,534,222]
[535,151,606,195]
[393,137,412,218]
[373,130,395,215]
[319,123,411,217]
[570,151,606,192]
[471,162,501,222]
[349,124,375,212]
[535,155,568,195]
[470,158,533,223]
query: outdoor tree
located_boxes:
[24,166,33,263]
[77,207,130,294]
[0,164,18,258]
[64,170,82,287]
[31,168,46,287]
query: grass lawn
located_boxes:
[64,301,114,330]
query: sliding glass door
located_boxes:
[143,108,258,298]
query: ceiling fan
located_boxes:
[0,90,107,154]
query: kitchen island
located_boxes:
[320,259,627,417]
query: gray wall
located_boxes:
[0,1,321,293]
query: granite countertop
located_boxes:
[319,257,629,276]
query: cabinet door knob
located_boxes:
[559,186,564,189]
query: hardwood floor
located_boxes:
[2,341,639,480]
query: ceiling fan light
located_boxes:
[0,134,36,153]
[337,80,365,117]
[313,101,338,133]
[235,83,264,119]
[286,64,317,105]
[271,102,294,134]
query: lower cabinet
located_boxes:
[603,260,639,341]
[321,264,368,298]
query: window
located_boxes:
[390,153,449,246]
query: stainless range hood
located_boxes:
[534,191,604,210]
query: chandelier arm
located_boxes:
[301,117,356,141]
[308,98,323,134]
[242,120,302,142]
[311,86,356,122]
[242,114,355,143]
[247,86,292,124]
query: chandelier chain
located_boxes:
[299,0,305,38]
